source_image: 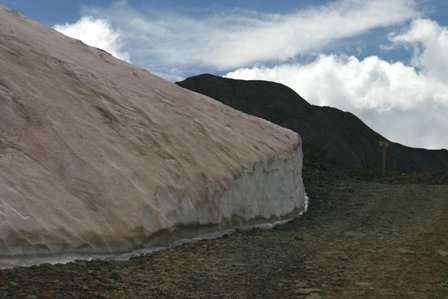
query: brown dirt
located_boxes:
[0,172,447,298]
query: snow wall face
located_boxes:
[0,6,305,266]
[147,145,304,243]
[0,145,305,261]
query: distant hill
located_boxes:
[177,74,448,172]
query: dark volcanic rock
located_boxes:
[177,74,448,172]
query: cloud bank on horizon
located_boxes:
[227,18,448,149]
[52,0,448,150]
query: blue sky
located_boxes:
[4,1,340,24]
[2,0,448,150]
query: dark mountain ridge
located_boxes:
[177,74,448,172]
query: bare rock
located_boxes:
[396,248,415,254]
[437,249,448,257]
[344,231,365,238]
[296,288,321,295]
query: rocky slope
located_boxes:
[177,74,448,172]
[0,6,305,266]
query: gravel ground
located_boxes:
[0,170,447,298]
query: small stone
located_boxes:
[323,250,340,256]
[91,280,101,286]
[323,250,349,261]
[75,260,87,266]
[355,282,371,287]
[396,248,415,254]
[343,187,355,193]
[305,294,322,299]
[339,254,349,261]
[296,288,321,295]
[107,279,116,285]
[437,249,448,257]
[135,273,146,280]
[110,271,121,280]
[344,231,365,238]
[296,282,308,288]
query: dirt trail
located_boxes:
[0,176,447,298]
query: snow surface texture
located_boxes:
[0,6,305,267]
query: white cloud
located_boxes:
[392,18,448,82]
[226,55,448,111]
[53,17,130,62]
[50,1,447,150]
[226,19,448,149]
[75,0,418,70]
